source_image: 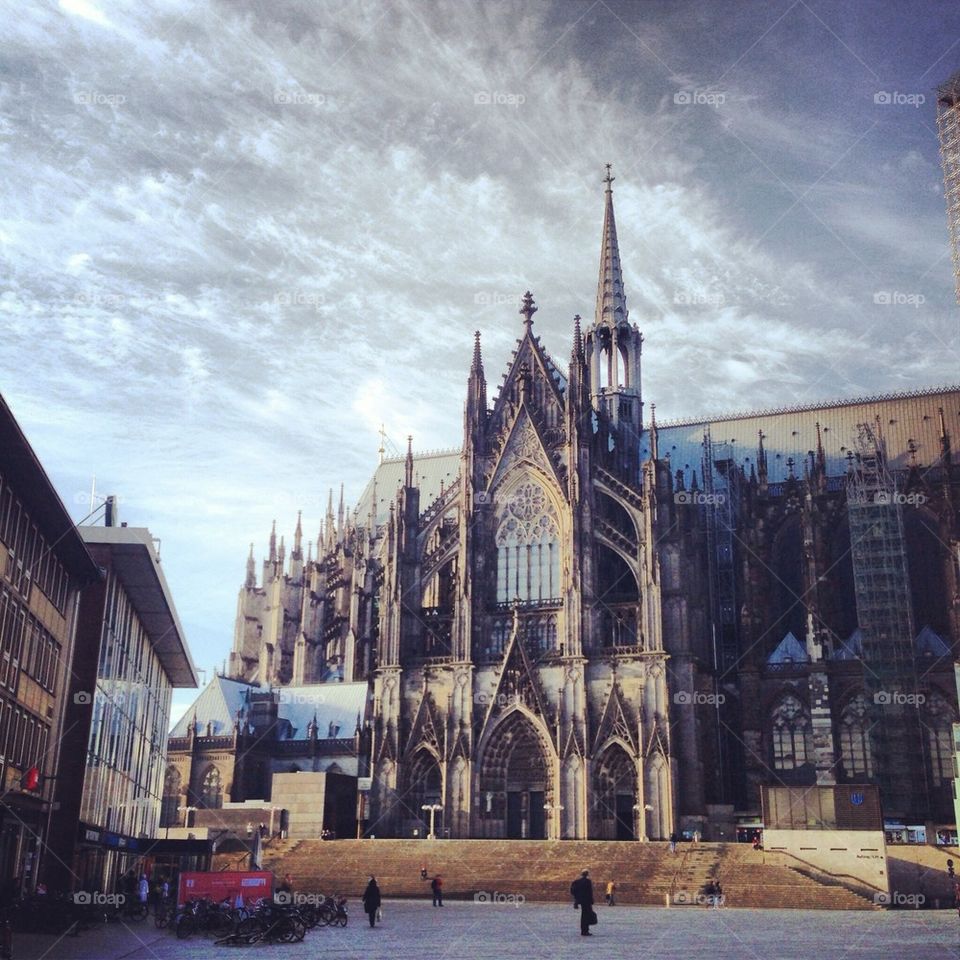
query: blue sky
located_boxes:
[1,0,958,721]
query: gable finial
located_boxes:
[604,162,615,190]
[519,290,537,328]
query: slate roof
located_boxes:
[354,450,461,524]
[651,385,960,487]
[169,675,370,740]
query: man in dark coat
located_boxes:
[362,876,381,928]
[570,869,595,936]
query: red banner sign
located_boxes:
[178,871,273,907]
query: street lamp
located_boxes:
[421,804,442,840]
[543,802,564,840]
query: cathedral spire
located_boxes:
[650,403,659,460]
[293,510,303,558]
[325,490,335,551]
[404,435,414,487]
[245,542,256,588]
[595,163,627,329]
[757,430,768,490]
[471,329,484,374]
[268,519,277,562]
[337,483,345,541]
[571,314,583,363]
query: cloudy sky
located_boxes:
[2,0,958,720]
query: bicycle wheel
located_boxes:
[176,915,194,940]
[318,904,335,926]
[334,911,347,928]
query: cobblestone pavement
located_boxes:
[11,901,958,960]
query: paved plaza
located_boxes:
[10,901,958,960]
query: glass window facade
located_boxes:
[80,570,173,839]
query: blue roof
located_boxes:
[832,629,863,661]
[768,631,808,664]
[916,626,951,658]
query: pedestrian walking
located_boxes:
[362,876,382,928]
[138,875,149,905]
[570,869,596,937]
[669,831,679,853]
[605,880,615,906]
[431,875,443,907]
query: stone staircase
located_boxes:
[261,840,878,910]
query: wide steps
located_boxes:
[262,840,877,910]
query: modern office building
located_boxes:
[46,521,197,893]
[0,393,100,895]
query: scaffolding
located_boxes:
[937,70,960,304]
[702,429,740,676]
[846,422,926,818]
[701,428,742,806]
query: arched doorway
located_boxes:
[592,743,638,839]
[478,711,552,839]
[402,749,442,836]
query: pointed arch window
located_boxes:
[200,765,223,809]
[838,694,872,779]
[495,480,561,603]
[770,694,812,771]
[161,766,181,826]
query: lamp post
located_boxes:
[421,804,442,840]
[543,802,564,840]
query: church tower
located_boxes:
[583,165,644,479]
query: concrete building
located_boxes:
[46,522,197,893]
[0,393,100,895]
[208,170,957,843]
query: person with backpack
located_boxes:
[430,874,443,907]
[570,869,596,936]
